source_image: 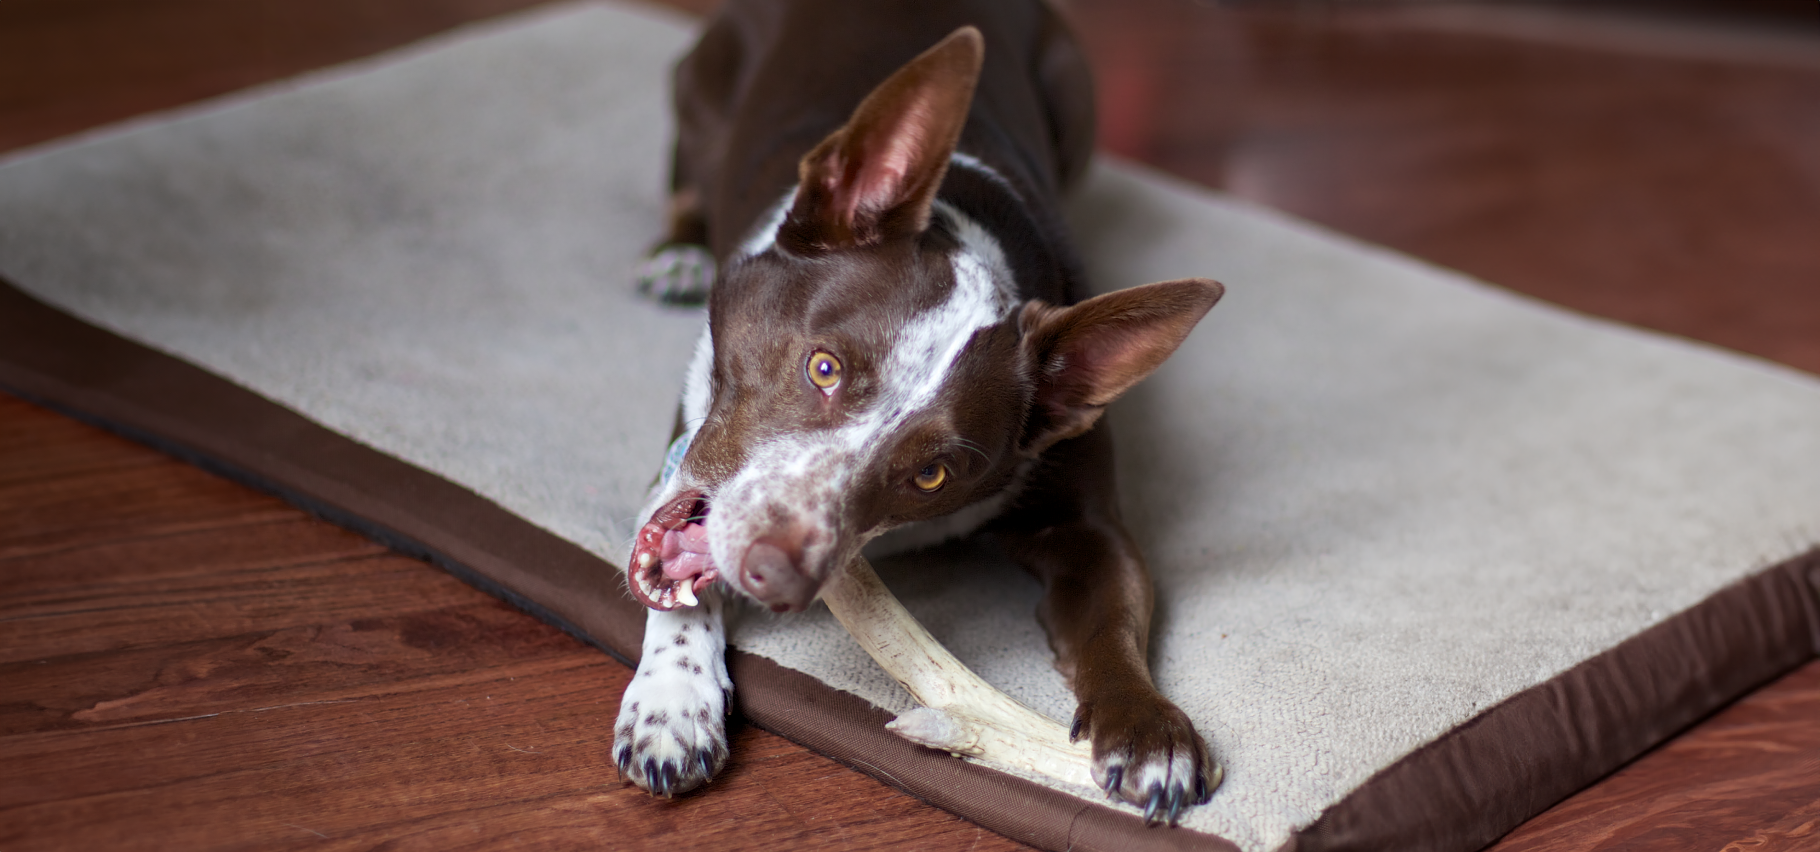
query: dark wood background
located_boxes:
[3,1,1817,849]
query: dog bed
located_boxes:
[1,4,1816,850]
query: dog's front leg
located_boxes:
[613,588,733,797]
[998,429,1218,825]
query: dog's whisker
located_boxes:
[954,437,990,464]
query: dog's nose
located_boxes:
[740,538,817,612]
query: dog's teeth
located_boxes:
[676,583,699,608]
[638,551,654,570]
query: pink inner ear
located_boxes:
[839,97,939,226]
[1058,322,1162,408]
[1023,279,1222,449]
[787,27,982,248]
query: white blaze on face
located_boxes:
[700,198,1020,592]
[882,201,1018,416]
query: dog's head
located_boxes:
[629,27,1221,613]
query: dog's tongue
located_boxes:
[661,523,713,582]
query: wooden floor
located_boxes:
[3,1,1818,850]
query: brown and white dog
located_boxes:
[615,0,1223,825]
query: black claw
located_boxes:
[1104,765,1124,799]
[697,748,714,780]
[615,747,631,775]
[643,758,661,795]
[1069,714,1086,742]
[1194,771,1208,804]
[1143,787,1164,825]
[1166,785,1186,826]
[661,762,680,797]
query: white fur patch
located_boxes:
[1126,748,1201,797]
[706,435,851,582]
[884,199,1018,411]
[614,589,733,795]
[823,197,1020,458]
[680,320,714,429]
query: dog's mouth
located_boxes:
[629,492,719,610]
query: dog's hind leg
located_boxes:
[634,11,743,306]
[635,186,716,305]
[613,587,733,796]
[633,142,716,304]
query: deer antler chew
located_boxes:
[821,556,1095,788]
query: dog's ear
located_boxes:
[778,27,983,252]
[1019,279,1224,454]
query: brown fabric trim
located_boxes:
[1288,551,1820,852]
[0,278,1234,852]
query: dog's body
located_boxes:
[615,0,1222,824]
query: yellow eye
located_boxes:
[807,351,842,391]
[913,462,947,492]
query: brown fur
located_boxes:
[640,0,1224,823]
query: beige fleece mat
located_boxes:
[2,4,1818,850]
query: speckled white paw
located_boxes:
[635,244,716,305]
[613,601,732,796]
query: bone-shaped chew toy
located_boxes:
[819,555,1098,788]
